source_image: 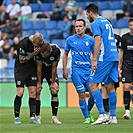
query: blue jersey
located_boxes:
[91,17,118,62]
[64,34,95,73]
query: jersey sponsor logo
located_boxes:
[50,56,55,61]
[75,61,90,65]
[72,51,90,56]
[43,62,52,66]
[17,81,21,85]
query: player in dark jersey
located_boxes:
[14,33,44,124]
[35,42,61,124]
[119,18,133,119]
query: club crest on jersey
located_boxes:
[50,57,55,61]
[86,41,89,46]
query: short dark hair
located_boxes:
[40,42,51,53]
[75,19,86,26]
[128,18,133,23]
[85,4,98,14]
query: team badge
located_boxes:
[86,42,89,46]
[50,57,55,61]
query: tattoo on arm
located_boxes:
[20,52,35,63]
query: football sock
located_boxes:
[14,95,22,117]
[51,101,59,116]
[92,90,105,114]
[108,92,117,116]
[124,91,130,110]
[79,99,89,119]
[29,97,36,117]
[36,100,41,116]
[88,97,94,112]
[103,98,109,113]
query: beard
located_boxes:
[89,17,94,23]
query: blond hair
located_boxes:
[32,33,44,46]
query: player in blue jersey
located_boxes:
[62,18,95,124]
[85,4,119,124]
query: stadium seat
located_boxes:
[116,19,128,28]
[25,30,35,36]
[110,1,122,10]
[99,1,111,11]
[57,21,65,30]
[41,3,53,12]
[44,21,57,30]
[111,19,117,28]
[22,21,33,31]
[101,10,113,19]
[39,30,48,39]
[30,3,41,12]
[33,21,45,30]
[119,28,129,36]
[51,39,64,48]
[78,2,87,9]
[6,59,15,69]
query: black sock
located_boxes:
[36,100,41,116]
[14,95,22,117]
[103,98,109,113]
[51,101,59,116]
[124,91,131,110]
[29,97,36,117]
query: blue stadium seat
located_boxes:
[57,20,65,30]
[41,3,53,12]
[111,19,117,28]
[6,59,15,69]
[44,21,57,30]
[99,1,111,10]
[33,21,45,30]
[39,30,48,39]
[116,19,128,28]
[78,2,87,9]
[25,30,35,36]
[22,21,33,31]
[51,39,64,48]
[110,1,122,10]
[30,4,41,12]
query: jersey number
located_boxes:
[105,24,114,40]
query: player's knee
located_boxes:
[29,89,36,98]
[78,92,85,100]
[50,87,57,95]
[123,84,131,91]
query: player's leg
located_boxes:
[47,76,61,124]
[72,74,90,124]
[36,86,42,123]
[14,87,24,124]
[122,69,132,119]
[123,83,132,119]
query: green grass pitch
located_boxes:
[0,107,133,133]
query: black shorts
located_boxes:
[14,66,37,87]
[122,69,133,83]
[41,66,59,86]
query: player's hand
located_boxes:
[50,82,59,92]
[37,82,42,89]
[34,46,41,55]
[63,69,68,80]
[92,60,97,72]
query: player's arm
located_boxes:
[19,47,41,63]
[62,51,69,80]
[92,35,101,71]
[50,61,59,91]
[118,50,123,70]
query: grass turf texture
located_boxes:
[0,107,133,133]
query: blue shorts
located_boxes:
[71,70,91,93]
[89,61,118,85]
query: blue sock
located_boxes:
[108,92,117,116]
[92,90,105,115]
[79,100,89,119]
[88,97,94,112]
